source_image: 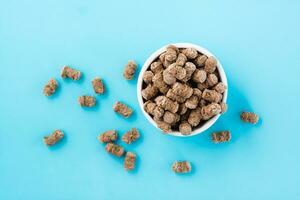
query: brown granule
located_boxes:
[98,130,118,143]
[201,103,221,120]
[123,60,137,80]
[122,128,140,144]
[193,88,202,99]
[155,95,179,113]
[172,65,187,81]
[166,89,186,103]
[176,53,187,66]
[154,118,172,133]
[171,82,193,99]
[163,64,187,84]
[153,106,165,118]
[182,62,196,82]
[78,96,96,107]
[192,69,207,83]
[124,152,136,171]
[178,103,188,115]
[172,161,192,173]
[92,77,105,94]
[144,100,165,119]
[211,131,231,143]
[220,102,228,114]
[202,89,222,103]
[195,54,207,67]
[165,45,178,62]
[179,122,192,135]
[185,95,199,109]
[160,52,173,68]
[113,101,133,118]
[150,61,164,73]
[144,101,156,115]
[163,111,180,124]
[240,112,259,124]
[44,130,64,146]
[61,66,81,80]
[141,84,158,100]
[182,48,198,59]
[188,107,202,127]
[152,71,170,94]
[143,71,154,84]
[43,79,58,96]
[206,73,218,87]
[159,52,172,68]
[213,82,227,94]
[105,143,124,157]
[204,56,217,73]
[162,68,176,85]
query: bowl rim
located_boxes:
[137,42,228,137]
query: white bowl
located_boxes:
[137,43,228,137]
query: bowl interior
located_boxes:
[137,43,228,137]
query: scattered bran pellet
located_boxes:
[122,128,140,144]
[44,130,64,146]
[123,60,137,80]
[78,96,96,107]
[113,101,133,118]
[43,79,58,96]
[211,131,231,143]
[240,112,259,124]
[61,66,81,80]
[124,152,136,171]
[172,161,192,173]
[105,143,124,157]
[92,77,105,94]
[98,130,118,143]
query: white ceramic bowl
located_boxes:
[137,43,228,137]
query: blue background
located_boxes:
[1,0,299,199]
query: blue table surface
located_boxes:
[1,0,300,199]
